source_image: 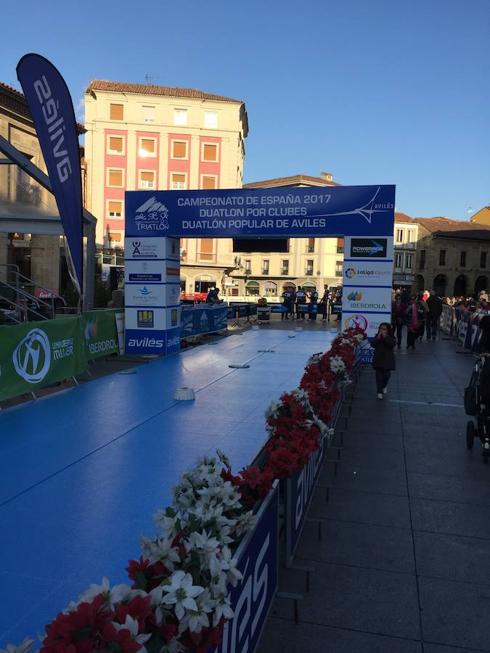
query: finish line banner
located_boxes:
[125,185,395,238]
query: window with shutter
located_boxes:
[174,109,188,126]
[107,201,123,218]
[107,169,123,187]
[199,239,214,261]
[139,171,155,189]
[204,111,218,128]
[139,138,156,157]
[202,143,218,162]
[143,105,155,123]
[172,141,187,159]
[110,104,124,120]
[171,173,186,190]
[108,136,124,154]
[201,176,217,189]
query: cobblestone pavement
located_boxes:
[258,336,490,653]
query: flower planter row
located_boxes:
[3,327,365,653]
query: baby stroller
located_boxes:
[465,353,490,463]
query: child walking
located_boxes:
[372,322,396,399]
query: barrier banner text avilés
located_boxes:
[0,318,87,401]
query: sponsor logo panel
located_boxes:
[137,310,154,328]
[124,237,167,260]
[343,312,392,338]
[350,237,387,258]
[344,236,393,260]
[125,284,167,307]
[342,286,392,312]
[125,260,163,283]
[126,307,181,331]
[343,260,393,286]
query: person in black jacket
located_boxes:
[426,291,443,340]
[372,322,396,399]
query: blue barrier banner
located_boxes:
[463,312,484,352]
[357,339,375,365]
[125,185,395,238]
[440,305,456,335]
[181,305,228,338]
[284,389,345,566]
[17,54,83,293]
[181,306,195,337]
[270,305,288,313]
[216,483,278,653]
[285,438,327,566]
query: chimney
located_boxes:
[320,171,333,182]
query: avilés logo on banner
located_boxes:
[17,53,84,294]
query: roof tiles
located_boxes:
[86,80,244,105]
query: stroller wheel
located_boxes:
[466,421,475,450]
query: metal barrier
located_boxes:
[227,302,258,327]
[440,305,490,351]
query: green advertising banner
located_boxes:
[82,310,119,360]
[0,317,87,402]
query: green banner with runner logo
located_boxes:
[0,317,87,401]
[82,310,119,360]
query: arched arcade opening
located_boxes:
[434,274,447,297]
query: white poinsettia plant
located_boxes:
[340,337,355,346]
[139,453,256,641]
[329,355,351,385]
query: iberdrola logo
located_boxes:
[347,291,363,301]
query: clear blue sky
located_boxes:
[2,0,489,219]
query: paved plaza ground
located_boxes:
[258,335,489,653]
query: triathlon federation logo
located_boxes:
[135,197,169,232]
[345,268,356,278]
[13,328,51,383]
[131,241,142,256]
